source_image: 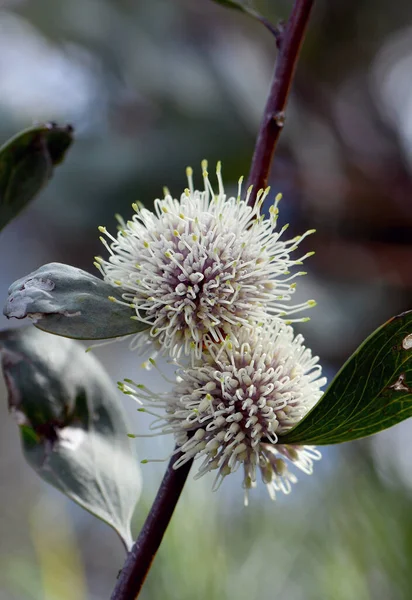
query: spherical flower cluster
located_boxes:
[121,320,326,503]
[98,160,326,501]
[96,161,316,360]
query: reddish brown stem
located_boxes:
[246,0,315,203]
[110,3,315,599]
[110,451,193,600]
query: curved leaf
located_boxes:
[0,123,73,231]
[3,262,149,340]
[279,310,412,445]
[1,327,141,550]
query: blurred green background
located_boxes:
[1,0,412,598]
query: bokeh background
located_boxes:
[1,0,412,598]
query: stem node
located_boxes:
[246,0,315,204]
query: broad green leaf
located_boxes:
[1,327,141,550]
[0,123,73,231]
[279,310,412,445]
[3,262,149,340]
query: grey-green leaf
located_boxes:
[0,123,73,231]
[3,262,149,340]
[1,326,141,550]
[279,310,412,445]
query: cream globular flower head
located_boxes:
[121,319,326,504]
[96,161,316,360]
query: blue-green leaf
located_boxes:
[3,263,149,340]
[279,310,412,445]
[0,123,73,231]
[1,327,141,550]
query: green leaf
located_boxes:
[1,326,141,550]
[213,0,248,11]
[0,123,73,231]
[279,310,412,445]
[4,262,149,340]
[211,0,278,37]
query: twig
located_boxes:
[110,2,315,598]
[246,0,315,203]
[110,451,193,600]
